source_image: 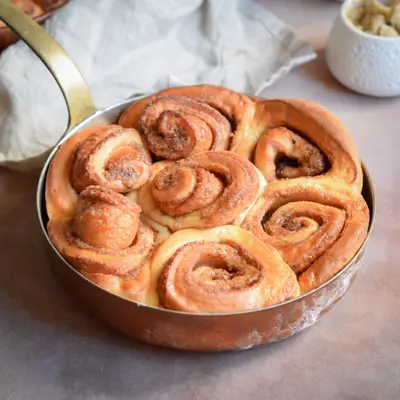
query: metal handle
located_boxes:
[0,0,96,139]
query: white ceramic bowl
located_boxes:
[326,0,400,97]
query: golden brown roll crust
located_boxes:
[241,179,370,293]
[230,98,363,192]
[45,125,151,219]
[118,84,254,160]
[47,186,154,302]
[137,150,265,231]
[138,96,232,159]
[148,226,300,312]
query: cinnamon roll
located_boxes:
[47,186,154,302]
[241,179,370,293]
[137,150,265,231]
[118,84,254,160]
[148,226,299,312]
[45,125,152,219]
[230,99,363,191]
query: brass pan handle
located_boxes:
[0,0,96,140]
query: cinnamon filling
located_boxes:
[71,127,151,193]
[255,127,330,180]
[140,96,232,159]
[152,165,224,216]
[261,201,346,273]
[160,241,261,294]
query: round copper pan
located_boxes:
[1,0,376,351]
[37,99,375,352]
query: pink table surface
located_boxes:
[0,1,399,399]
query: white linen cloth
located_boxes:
[0,0,316,166]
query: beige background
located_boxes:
[0,1,399,399]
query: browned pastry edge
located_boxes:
[231,98,363,192]
[241,178,370,293]
[47,186,155,302]
[137,150,264,231]
[45,125,151,219]
[148,226,300,312]
[118,84,255,136]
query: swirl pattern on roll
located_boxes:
[137,150,265,231]
[45,125,152,219]
[47,186,154,302]
[230,99,363,191]
[148,226,299,312]
[241,179,370,293]
[118,84,254,160]
[139,96,231,159]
